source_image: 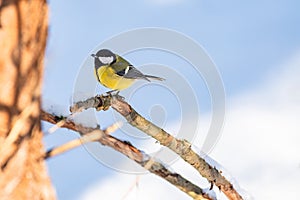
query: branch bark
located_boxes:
[0,0,55,199]
[70,94,243,200]
[41,110,214,200]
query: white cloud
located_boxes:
[210,51,300,199]
[80,173,190,200]
[79,51,300,200]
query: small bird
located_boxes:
[91,49,164,91]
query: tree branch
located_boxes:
[44,130,103,159]
[41,110,214,200]
[70,94,243,200]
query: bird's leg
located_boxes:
[106,90,122,98]
[114,91,125,100]
[105,89,117,96]
[107,90,125,101]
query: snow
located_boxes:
[202,187,217,200]
[42,98,70,117]
[42,97,99,129]
[71,109,99,129]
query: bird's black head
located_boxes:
[91,49,116,66]
[96,49,114,57]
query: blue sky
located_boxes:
[43,1,300,199]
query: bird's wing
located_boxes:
[112,55,164,81]
[111,55,150,81]
[123,66,150,81]
[111,56,132,75]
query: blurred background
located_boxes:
[43,1,300,199]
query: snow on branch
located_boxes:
[70,94,243,200]
[41,110,214,200]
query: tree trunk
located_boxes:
[0,0,55,199]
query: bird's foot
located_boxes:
[105,90,123,99]
[105,89,118,96]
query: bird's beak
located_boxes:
[91,54,97,58]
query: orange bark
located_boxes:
[0,0,55,199]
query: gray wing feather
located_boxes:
[124,67,150,81]
[123,66,165,82]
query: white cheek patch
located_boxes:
[98,56,114,64]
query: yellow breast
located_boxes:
[95,66,135,90]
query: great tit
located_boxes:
[91,49,164,91]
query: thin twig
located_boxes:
[44,130,101,159]
[121,175,141,200]
[70,95,243,200]
[47,119,66,134]
[45,122,121,159]
[41,110,214,200]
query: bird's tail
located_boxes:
[145,75,165,81]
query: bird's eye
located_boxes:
[98,56,114,64]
